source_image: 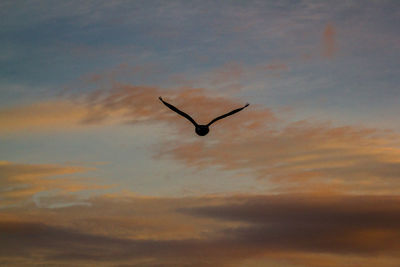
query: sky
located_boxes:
[1,0,400,266]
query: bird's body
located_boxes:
[159,97,249,136]
[195,125,210,136]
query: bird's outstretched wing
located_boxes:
[159,97,198,126]
[207,103,249,126]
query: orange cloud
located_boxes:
[322,23,337,58]
[0,161,105,207]
[0,96,145,135]
[158,119,400,195]
[4,79,400,197]
[0,101,88,135]
[0,59,287,135]
[63,81,400,195]
[78,83,275,136]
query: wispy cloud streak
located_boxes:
[322,23,336,58]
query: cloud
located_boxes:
[3,77,400,196]
[181,194,400,256]
[0,194,243,266]
[6,78,400,196]
[322,23,336,58]
[1,75,274,136]
[1,194,233,241]
[77,82,275,136]
[0,161,105,207]
[1,194,400,266]
[158,119,400,194]
[0,101,88,135]
[0,220,238,266]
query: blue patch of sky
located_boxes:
[1,0,399,127]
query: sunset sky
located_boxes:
[1,1,400,266]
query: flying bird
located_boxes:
[159,97,249,136]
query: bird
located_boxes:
[159,97,249,136]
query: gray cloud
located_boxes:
[0,220,245,266]
[1,194,400,266]
[181,194,400,255]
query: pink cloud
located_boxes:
[322,23,337,58]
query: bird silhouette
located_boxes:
[159,97,249,136]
